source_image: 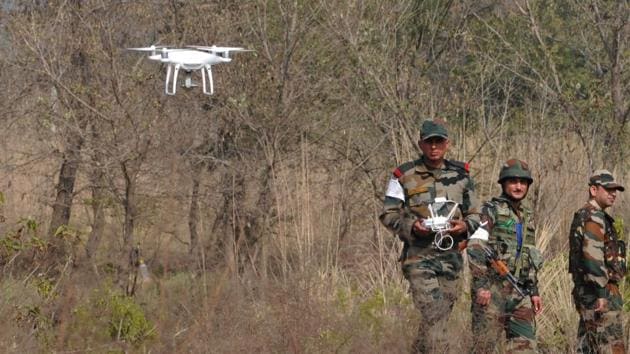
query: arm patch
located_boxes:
[385,178,405,201]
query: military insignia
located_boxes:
[497,219,515,229]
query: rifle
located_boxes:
[481,245,528,298]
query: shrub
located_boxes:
[71,282,155,347]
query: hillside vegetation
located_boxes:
[0,1,628,352]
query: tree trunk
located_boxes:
[85,183,106,260]
[608,8,629,170]
[85,125,107,260]
[188,162,202,256]
[121,163,137,270]
[46,0,91,265]
[47,134,83,260]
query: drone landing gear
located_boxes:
[165,63,181,95]
[164,64,214,96]
[164,65,214,95]
[201,65,214,95]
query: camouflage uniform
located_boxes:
[569,170,627,354]
[379,121,480,352]
[466,159,543,354]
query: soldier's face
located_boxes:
[502,178,529,201]
[419,137,449,162]
[590,185,618,209]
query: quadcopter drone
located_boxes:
[127,45,252,95]
[422,197,460,251]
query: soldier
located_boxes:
[569,170,626,354]
[379,119,480,353]
[466,159,544,353]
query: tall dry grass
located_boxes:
[1,126,629,353]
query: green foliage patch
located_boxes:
[87,284,156,344]
[9,278,155,351]
[0,218,47,260]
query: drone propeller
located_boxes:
[127,47,154,52]
[128,46,189,61]
[188,45,253,53]
[127,45,160,52]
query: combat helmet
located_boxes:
[497,159,533,184]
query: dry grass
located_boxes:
[0,1,627,351]
[1,130,630,353]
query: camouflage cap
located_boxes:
[420,120,448,140]
[497,159,533,184]
[589,169,624,191]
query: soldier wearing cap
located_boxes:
[466,159,544,353]
[569,170,627,354]
[379,119,480,352]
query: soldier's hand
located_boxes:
[531,296,543,315]
[412,219,432,237]
[594,298,608,312]
[475,288,491,306]
[449,219,467,236]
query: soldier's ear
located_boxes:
[588,185,598,198]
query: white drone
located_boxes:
[422,197,460,251]
[127,45,252,95]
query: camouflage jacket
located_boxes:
[467,195,543,296]
[569,200,627,298]
[379,156,480,254]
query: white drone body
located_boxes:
[127,45,251,95]
[422,197,460,251]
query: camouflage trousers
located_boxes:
[574,283,625,354]
[402,250,463,353]
[470,280,538,354]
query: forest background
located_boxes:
[0,0,628,353]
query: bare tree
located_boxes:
[6,2,98,268]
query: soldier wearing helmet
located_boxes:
[379,119,481,352]
[466,159,544,353]
[569,170,626,354]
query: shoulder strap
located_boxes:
[446,159,470,174]
[392,160,417,179]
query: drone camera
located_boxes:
[183,71,198,88]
